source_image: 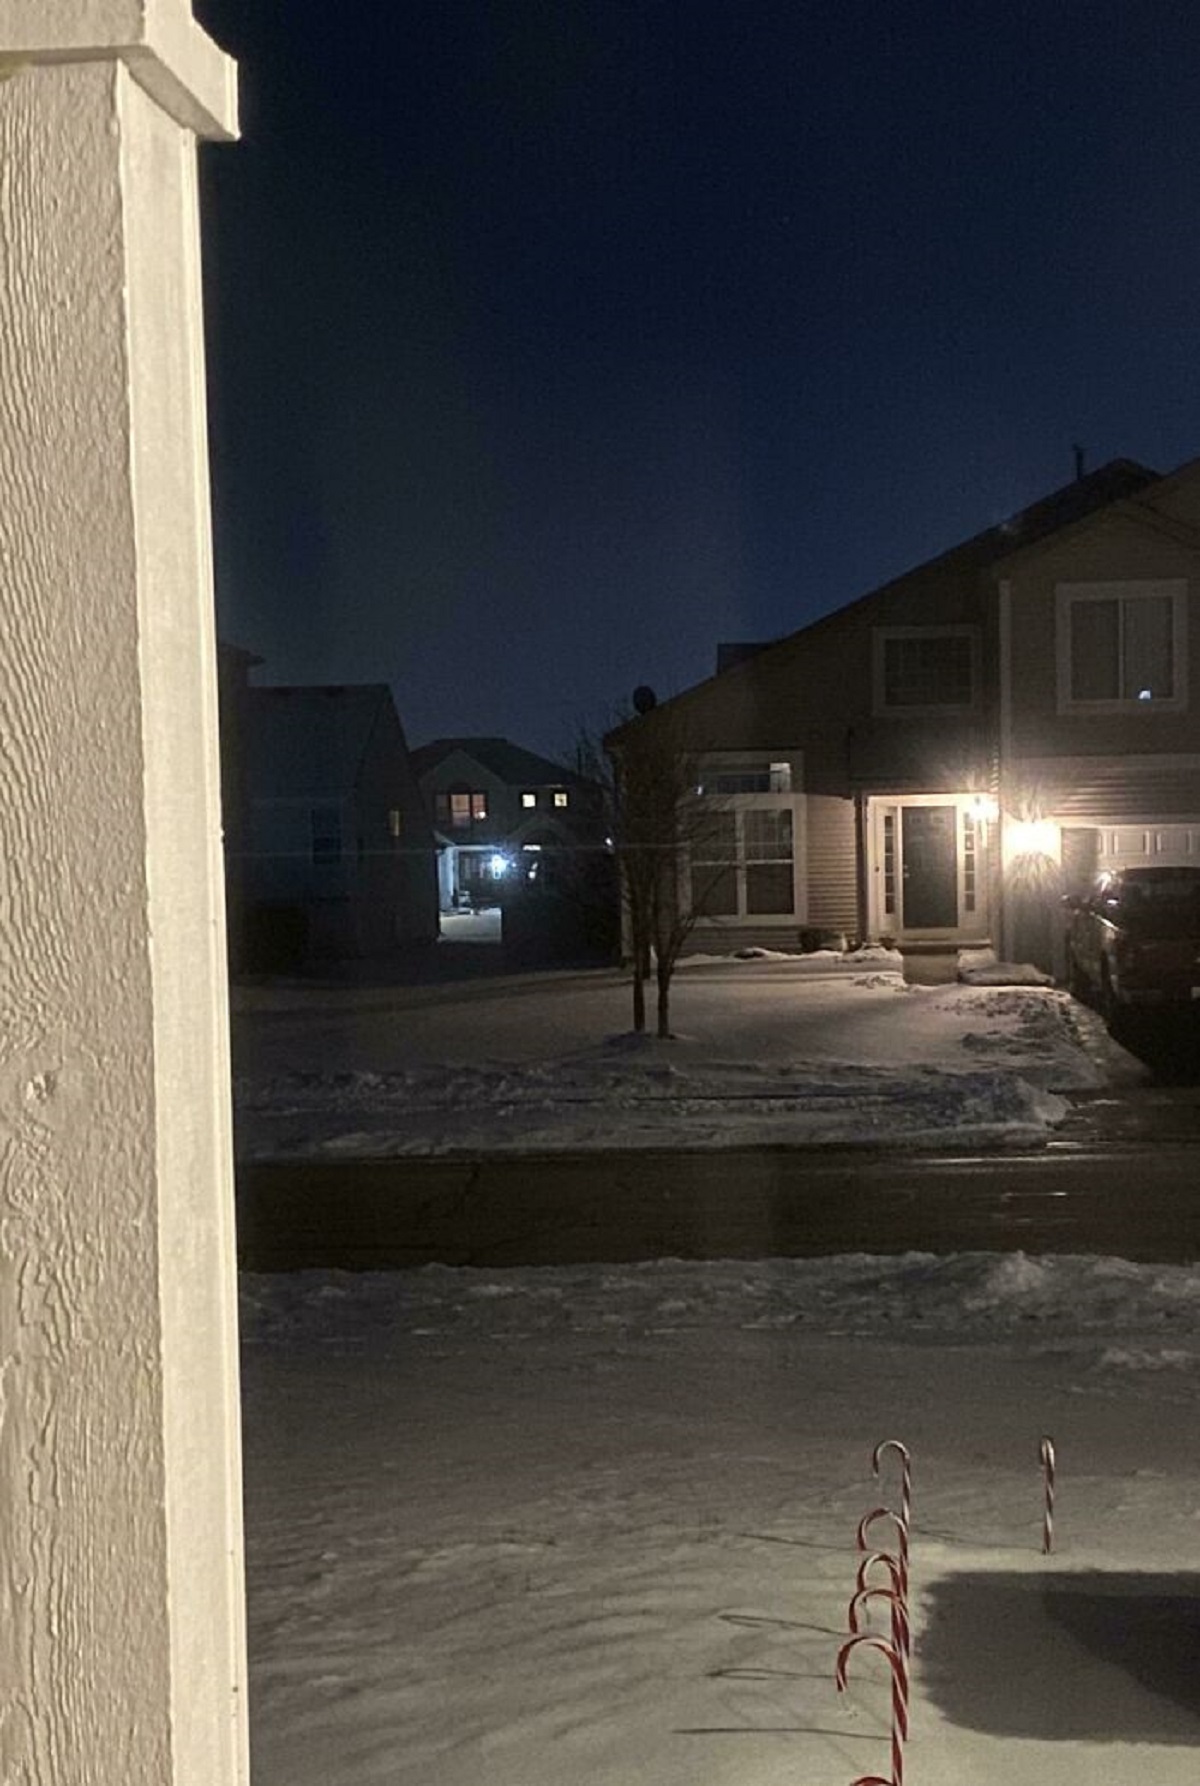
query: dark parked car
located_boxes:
[1063,865,1200,1025]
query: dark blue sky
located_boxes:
[195,1,1200,759]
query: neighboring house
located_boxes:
[607,456,1200,971]
[221,668,438,967]
[410,736,603,911]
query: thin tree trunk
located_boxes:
[656,959,671,1039]
[632,961,646,1032]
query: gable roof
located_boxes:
[410,736,581,788]
[245,684,399,800]
[609,458,1162,741]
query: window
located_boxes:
[437,789,488,829]
[691,809,739,916]
[691,806,796,918]
[743,808,795,913]
[874,627,977,714]
[310,803,342,866]
[388,808,402,838]
[697,760,793,795]
[521,791,537,809]
[553,790,569,809]
[1057,581,1187,711]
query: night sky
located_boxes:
[194,1,1200,760]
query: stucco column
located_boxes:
[0,5,247,1783]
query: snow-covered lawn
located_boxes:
[242,1252,1200,1784]
[233,950,1126,1158]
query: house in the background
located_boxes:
[411,735,618,962]
[607,455,1200,971]
[411,735,599,910]
[219,658,438,968]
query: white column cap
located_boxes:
[0,0,238,139]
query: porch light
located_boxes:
[1004,817,1061,863]
[969,793,999,823]
[489,853,511,877]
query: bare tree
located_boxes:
[588,709,731,1039]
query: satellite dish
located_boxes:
[632,685,657,715]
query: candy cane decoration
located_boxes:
[836,1632,908,1786]
[856,1506,910,1602]
[1040,1435,1056,1555]
[855,1550,905,1602]
[872,1438,912,1534]
[848,1584,911,1670]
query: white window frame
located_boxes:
[872,625,981,717]
[687,753,804,926]
[1056,579,1188,714]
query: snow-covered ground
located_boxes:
[242,1252,1200,1784]
[233,950,1128,1158]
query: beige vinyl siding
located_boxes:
[805,794,859,932]
[1012,755,1200,822]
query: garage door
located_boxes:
[1095,823,1200,866]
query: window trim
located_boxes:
[1055,580,1188,714]
[872,625,981,718]
[687,795,803,923]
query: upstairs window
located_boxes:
[874,627,978,714]
[553,790,569,808]
[521,791,537,808]
[1057,581,1187,711]
[436,789,488,829]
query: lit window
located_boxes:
[553,790,569,808]
[1058,582,1187,710]
[876,628,976,712]
[389,808,402,837]
[521,791,537,809]
[448,790,488,829]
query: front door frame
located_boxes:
[866,792,992,943]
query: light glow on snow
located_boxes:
[241,1252,1200,1785]
[233,954,1118,1160]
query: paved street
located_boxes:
[237,1119,1200,1271]
[234,959,1200,1272]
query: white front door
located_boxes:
[868,795,991,941]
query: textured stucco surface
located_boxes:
[0,41,246,1786]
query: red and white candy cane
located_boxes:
[855,1550,905,1603]
[836,1631,909,1786]
[856,1506,910,1602]
[872,1438,912,1534]
[848,1583,911,1670]
[1040,1435,1056,1555]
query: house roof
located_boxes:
[245,684,397,799]
[608,457,1162,741]
[410,736,581,788]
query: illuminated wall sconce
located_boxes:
[1003,816,1061,864]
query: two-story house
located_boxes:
[607,455,1200,971]
[223,675,439,968]
[411,736,601,912]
